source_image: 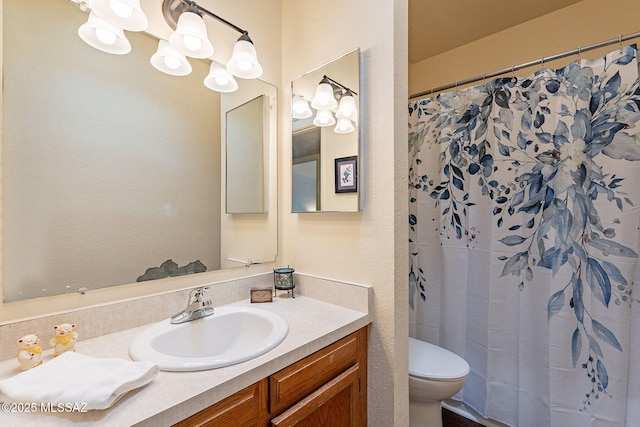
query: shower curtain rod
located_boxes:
[409,31,640,100]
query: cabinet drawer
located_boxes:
[269,332,359,414]
[270,364,360,427]
[173,379,267,427]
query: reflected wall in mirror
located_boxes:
[2,0,277,302]
[220,79,278,268]
[226,95,267,214]
[291,49,361,213]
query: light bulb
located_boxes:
[293,103,306,115]
[215,75,229,85]
[183,34,202,52]
[151,40,191,76]
[163,56,180,70]
[95,28,117,45]
[311,79,338,111]
[335,118,355,134]
[237,60,252,71]
[313,109,335,127]
[109,0,133,18]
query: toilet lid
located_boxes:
[409,337,470,380]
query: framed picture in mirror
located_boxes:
[335,156,358,193]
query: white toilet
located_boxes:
[409,337,470,427]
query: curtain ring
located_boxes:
[577,46,581,61]
[541,57,545,68]
[619,34,623,52]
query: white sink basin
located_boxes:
[129,306,288,371]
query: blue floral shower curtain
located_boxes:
[408,46,640,427]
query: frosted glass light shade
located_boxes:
[78,12,131,55]
[311,79,338,111]
[169,11,214,59]
[150,40,192,76]
[336,91,358,121]
[89,0,148,31]
[334,118,355,134]
[226,35,263,79]
[204,62,238,92]
[292,95,312,119]
[313,109,336,127]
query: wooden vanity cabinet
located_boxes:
[173,379,268,427]
[173,326,368,427]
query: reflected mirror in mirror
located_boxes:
[2,0,277,302]
[291,49,361,213]
[226,95,266,214]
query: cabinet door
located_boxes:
[270,365,361,427]
[173,379,268,427]
[270,332,359,414]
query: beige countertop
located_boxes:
[0,295,370,426]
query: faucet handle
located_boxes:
[189,286,209,303]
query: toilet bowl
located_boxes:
[409,337,470,427]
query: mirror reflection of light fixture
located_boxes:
[150,40,192,76]
[204,61,239,92]
[292,95,313,119]
[78,12,132,55]
[336,90,357,122]
[313,109,336,127]
[308,75,358,133]
[311,77,338,111]
[334,118,355,134]
[89,0,149,31]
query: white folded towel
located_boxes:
[0,352,159,410]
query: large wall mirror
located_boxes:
[1,0,278,302]
[291,49,361,213]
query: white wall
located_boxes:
[281,1,409,425]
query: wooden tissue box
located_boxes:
[251,287,273,303]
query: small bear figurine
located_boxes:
[16,334,43,371]
[49,323,78,356]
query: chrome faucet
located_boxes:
[170,286,214,324]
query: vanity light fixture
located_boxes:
[89,0,149,32]
[78,12,132,55]
[204,61,239,92]
[292,95,313,119]
[162,0,263,83]
[150,40,192,76]
[226,33,264,79]
[169,9,214,59]
[72,0,264,92]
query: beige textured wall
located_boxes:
[410,0,640,97]
[281,1,409,425]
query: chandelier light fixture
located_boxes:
[307,75,358,133]
[72,0,264,93]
